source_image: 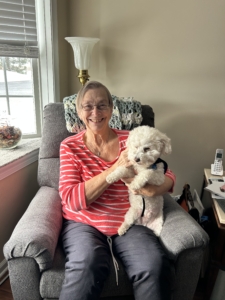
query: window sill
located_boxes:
[0,138,41,180]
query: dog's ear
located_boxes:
[160,134,172,155]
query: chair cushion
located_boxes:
[38,158,60,191]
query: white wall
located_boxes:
[58,0,225,196]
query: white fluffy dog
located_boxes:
[106,126,172,236]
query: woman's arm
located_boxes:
[60,141,131,210]
[84,149,131,205]
[122,170,175,197]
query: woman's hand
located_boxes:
[84,149,132,205]
[122,176,173,197]
[111,149,133,171]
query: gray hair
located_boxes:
[76,81,113,111]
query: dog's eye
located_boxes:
[143,147,150,152]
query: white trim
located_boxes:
[52,1,60,103]
[35,0,60,108]
[0,259,8,285]
[32,58,42,137]
[0,149,39,181]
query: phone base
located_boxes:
[211,164,223,176]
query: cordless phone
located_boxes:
[211,149,224,175]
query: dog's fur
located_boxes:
[106,126,172,236]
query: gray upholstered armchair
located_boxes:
[4,102,209,300]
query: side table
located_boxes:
[201,168,225,299]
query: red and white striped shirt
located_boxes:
[59,129,176,236]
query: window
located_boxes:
[0,0,59,139]
[0,0,42,137]
[0,56,41,136]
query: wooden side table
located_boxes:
[201,168,225,299]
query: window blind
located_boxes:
[0,0,38,58]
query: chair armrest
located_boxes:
[160,193,209,260]
[3,186,62,272]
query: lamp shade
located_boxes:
[65,37,100,70]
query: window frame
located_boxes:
[0,0,59,178]
[35,0,60,111]
[0,0,60,138]
[33,57,42,137]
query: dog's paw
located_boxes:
[118,227,126,236]
[147,221,163,237]
[118,228,127,236]
[118,223,130,236]
[106,174,114,184]
[129,181,142,190]
[153,226,163,237]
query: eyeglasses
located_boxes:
[81,104,109,111]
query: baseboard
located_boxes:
[0,259,9,285]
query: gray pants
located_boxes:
[59,220,171,300]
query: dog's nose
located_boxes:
[135,157,140,162]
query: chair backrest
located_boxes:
[38,102,155,190]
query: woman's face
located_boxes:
[78,87,113,134]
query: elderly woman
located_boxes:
[59,81,175,300]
